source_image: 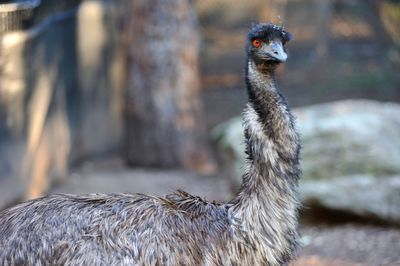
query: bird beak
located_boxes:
[266,41,287,62]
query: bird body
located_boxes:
[0,23,301,266]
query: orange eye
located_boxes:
[252,39,262,48]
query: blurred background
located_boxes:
[0,0,399,265]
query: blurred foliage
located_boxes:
[380,1,400,47]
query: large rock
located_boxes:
[300,175,400,223]
[213,100,400,222]
[212,116,244,187]
[296,100,400,180]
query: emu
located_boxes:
[0,23,300,266]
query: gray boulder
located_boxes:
[300,175,400,223]
[295,100,400,180]
[213,100,400,222]
[212,116,245,187]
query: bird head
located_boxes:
[246,23,292,66]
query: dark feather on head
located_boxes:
[248,23,292,44]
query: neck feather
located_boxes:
[230,59,301,264]
[240,60,300,191]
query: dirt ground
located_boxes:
[295,225,400,266]
[48,158,400,266]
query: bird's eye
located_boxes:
[252,39,262,48]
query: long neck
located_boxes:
[231,59,301,264]
[241,60,301,188]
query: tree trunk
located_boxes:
[314,0,332,63]
[123,0,215,173]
